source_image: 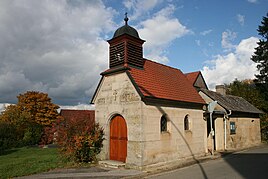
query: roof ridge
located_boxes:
[185,71,200,75]
[143,58,183,72]
[208,90,245,100]
[60,109,94,111]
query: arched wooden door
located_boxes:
[110,115,127,162]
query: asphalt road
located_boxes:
[146,144,268,179]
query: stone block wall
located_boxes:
[226,117,261,149]
[94,72,144,166]
[140,104,207,166]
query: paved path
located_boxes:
[145,144,268,179]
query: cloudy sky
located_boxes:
[0,0,267,108]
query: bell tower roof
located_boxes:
[112,13,140,39]
[108,13,145,69]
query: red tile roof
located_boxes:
[128,60,205,104]
[60,109,95,125]
[185,71,200,86]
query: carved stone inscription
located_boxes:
[120,91,139,102]
[97,98,105,104]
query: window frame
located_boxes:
[160,115,168,133]
[184,114,190,131]
[230,121,236,135]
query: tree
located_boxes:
[0,105,30,127]
[226,79,267,111]
[251,13,268,84]
[0,91,61,146]
[17,91,61,126]
[251,13,268,102]
[0,105,30,150]
[250,13,268,141]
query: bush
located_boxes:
[22,123,43,146]
[56,117,104,163]
[0,122,23,153]
[39,125,57,146]
[260,113,268,142]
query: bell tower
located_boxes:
[107,13,145,69]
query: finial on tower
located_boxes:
[124,12,128,25]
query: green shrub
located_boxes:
[22,123,43,146]
[0,122,23,153]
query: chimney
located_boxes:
[216,85,226,95]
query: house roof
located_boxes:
[200,89,262,114]
[185,71,208,90]
[128,59,206,105]
[185,71,200,85]
[60,109,95,123]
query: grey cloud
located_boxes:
[0,0,115,105]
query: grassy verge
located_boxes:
[0,147,69,179]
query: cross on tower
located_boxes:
[124,12,128,25]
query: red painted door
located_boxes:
[110,115,127,162]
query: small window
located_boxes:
[230,122,236,134]
[161,115,167,132]
[184,115,190,130]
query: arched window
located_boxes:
[161,115,167,132]
[184,115,190,130]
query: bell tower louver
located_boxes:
[107,13,145,69]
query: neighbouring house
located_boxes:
[91,16,208,169]
[200,85,262,151]
[186,72,262,151]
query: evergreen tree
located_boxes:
[251,13,268,84]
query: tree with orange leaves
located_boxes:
[0,91,61,147]
[17,91,61,126]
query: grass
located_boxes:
[0,147,69,179]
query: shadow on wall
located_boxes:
[139,86,208,179]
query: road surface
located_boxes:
[146,144,268,179]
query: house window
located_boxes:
[184,115,190,130]
[230,122,236,134]
[161,115,167,132]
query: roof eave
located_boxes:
[142,96,206,110]
[90,76,104,104]
[199,89,263,115]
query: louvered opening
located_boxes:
[109,42,125,68]
[127,42,144,68]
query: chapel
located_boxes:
[91,14,262,169]
[91,15,208,169]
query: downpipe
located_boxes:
[224,110,232,150]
